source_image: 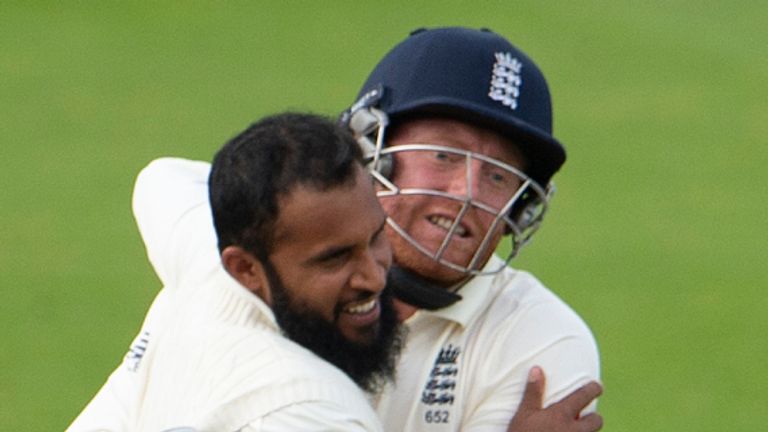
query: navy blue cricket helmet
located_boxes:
[348,26,566,187]
[340,27,567,304]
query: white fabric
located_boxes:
[374,256,600,431]
[67,157,599,432]
[66,158,382,432]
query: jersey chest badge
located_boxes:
[420,343,462,426]
[124,330,151,372]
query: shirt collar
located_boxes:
[200,267,280,332]
[411,255,505,328]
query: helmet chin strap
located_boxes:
[387,264,468,310]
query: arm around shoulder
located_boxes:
[132,157,214,286]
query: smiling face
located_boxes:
[267,165,392,345]
[381,116,526,284]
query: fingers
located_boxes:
[556,381,603,418]
[508,369,604,432]
[577,412,604,432]
[516,366,546,414]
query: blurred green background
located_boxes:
[2,2,766,430]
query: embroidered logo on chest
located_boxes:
[488,52,523,110]
[124,330,150,372]
[420,343,462,425]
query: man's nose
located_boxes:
[445,159,484,199]
[349,246,391,293]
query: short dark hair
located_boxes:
[209,112,364,258]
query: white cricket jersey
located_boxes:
[374,256,600,431]
[67,158,382,431]
[67,157,599,431]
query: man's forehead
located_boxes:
[270,172,383,252]
[271,183,333,243]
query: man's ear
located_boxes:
[220,246,272,306]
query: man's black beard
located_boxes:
[265,262,404,394]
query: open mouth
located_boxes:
[428,215,469,237]
[343,296,378,315]
[339,296,382,331]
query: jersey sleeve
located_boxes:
[132,158,218,288]
[501,297,600,409]
[66,288,175,432]
[68,159,217,431]
[65,369,132,432]
[461,287,600,431]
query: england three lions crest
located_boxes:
[488,52,523,110]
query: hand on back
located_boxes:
[507,367,603,432]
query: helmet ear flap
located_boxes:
[507,182,552,235]
[347,107,395,179]
[510,187,537,228]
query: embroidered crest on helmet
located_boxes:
[488,52,523,110]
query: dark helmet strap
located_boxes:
[387,265,463,310]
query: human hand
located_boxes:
[506,366,603,432]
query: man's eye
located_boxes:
[317,250,349,268]
[433,151,461,164]
[491,172,514,186]
[485,168,521,190]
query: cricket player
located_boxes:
[70,113,398,430]
[338,27,602,430]
[69,27,603,431]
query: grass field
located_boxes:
[2,2,766,430]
